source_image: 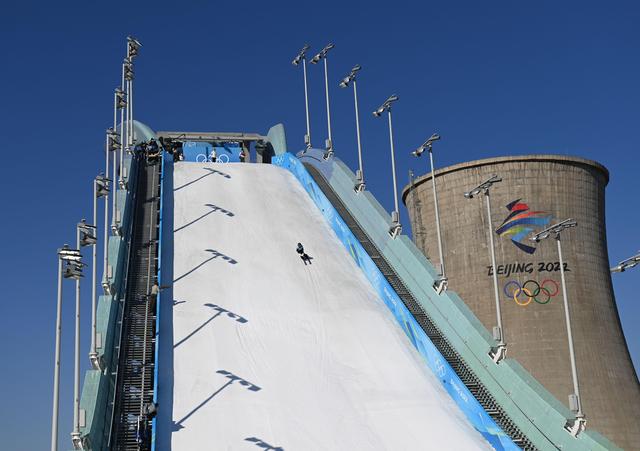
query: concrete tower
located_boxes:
[402,155,640,449]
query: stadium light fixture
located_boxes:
[411,133,447,293]
[373,94,402,238]
[292,44,313,150]
[311,43,336,158]
[463,174,502,199]
[127,36,142,59]
[610,251,640,273]
[530,219,585,436]
[339,64,361,88]
[339,65,365,192]
[78,219,97,247]
[464,175,506,362]
[372,94,399,117]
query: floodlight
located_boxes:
[123,58,134,81]
[58,247,82,262]
[464,175,502,198]
[611,251,640,273]
[107,130,121,151]
[96,174,110,197]
[292,44,310,66]
[127,36,142,58]
[310,43,335,64]
[412,134,441,157]
[78,219,97,247]
[115,87,127,109]
[63,261,85,280]
[373,94,399,116]
[339,64,362,88]
[530,218,577,242]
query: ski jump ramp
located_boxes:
[156,162,491,450]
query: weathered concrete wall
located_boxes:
[402,155,640,449]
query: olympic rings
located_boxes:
[195,153,230,163]
[503,279,559,306]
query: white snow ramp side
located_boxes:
[157,162,490,450]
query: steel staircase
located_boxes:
[109,157,161,450]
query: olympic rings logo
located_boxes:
[503,279,559,306]
[196,153,230,163]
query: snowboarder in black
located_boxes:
[296,243,312,265]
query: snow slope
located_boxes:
[156,162,491,450]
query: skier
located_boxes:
[210,147,217,163]
[296,243,312,265]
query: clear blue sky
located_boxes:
[0,1,638,449]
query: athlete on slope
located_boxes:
[296,243,313,265]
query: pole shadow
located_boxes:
[174,303,247,349]
[173,204,235,233]
[173,249,238,283]
[245,437,284,451]
[173,167,231,192]
[171,370,261,431]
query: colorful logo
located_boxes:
[495,199,552,254]
[503,279,559,306]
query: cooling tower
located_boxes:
[402,155,640,449]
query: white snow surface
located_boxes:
[157,162,491,450]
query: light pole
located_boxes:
[292,44,312,150]
[51,245,83,451]
[104,128,118,292]
[311,43,335,159]
[91,176,108,369]
[464,175,506,362]
[611,251,640,273]
[125,63,134,150]
[530,219,586,436]
[71,220,93,447]
[113,89,126,236]
[412,133,447,294]
[122,57,134,187]
[126,37,141,148]
[339,64,365,192]
[373,95,402,238]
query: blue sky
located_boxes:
[0,1,638,449]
